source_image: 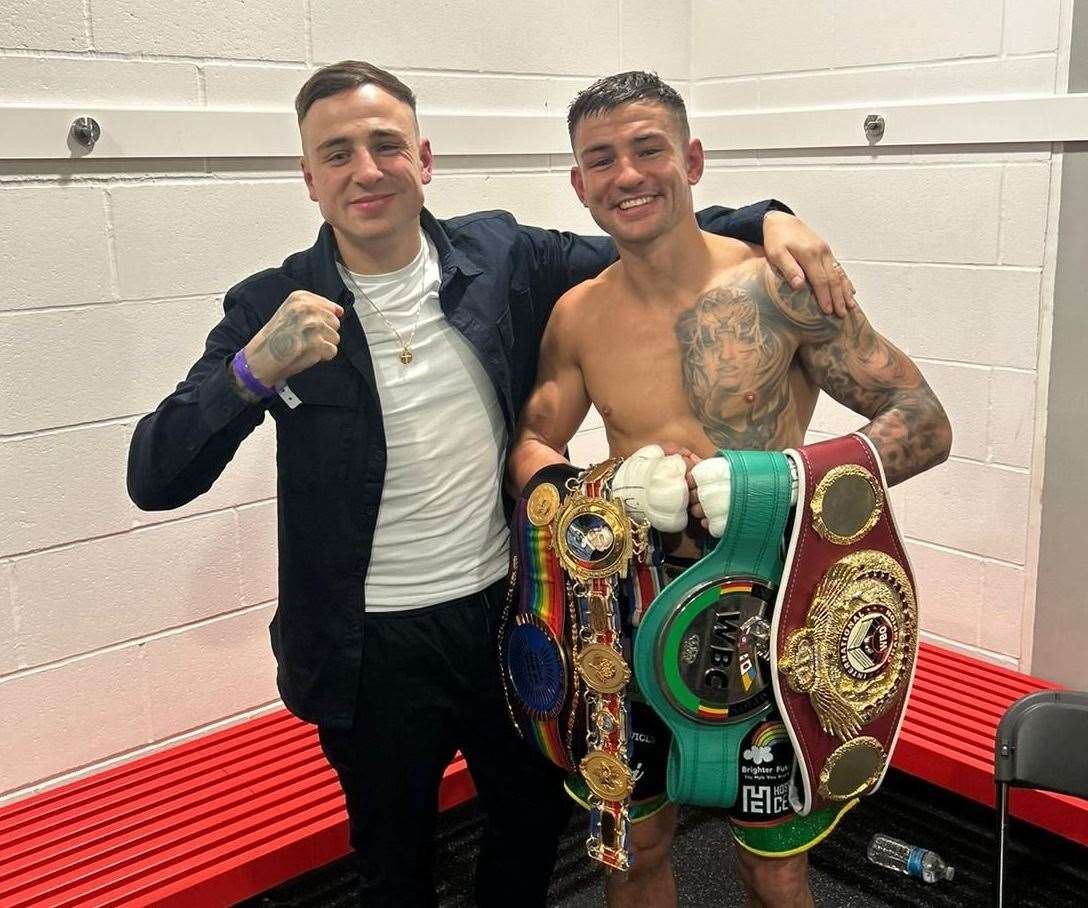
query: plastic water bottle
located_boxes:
[867,834,955,883]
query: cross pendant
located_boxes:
[399,347,414,365]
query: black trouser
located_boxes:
[318,580,572,907]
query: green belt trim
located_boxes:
[634,450,793,808]
[731,799,859,857]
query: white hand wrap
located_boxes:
[611,445,690,533]
[691,456,732,539]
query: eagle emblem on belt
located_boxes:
[778,550,916,741]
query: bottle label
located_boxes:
[906,847,925,879]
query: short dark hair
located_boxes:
[567,70,690,146]
[295,60,417,123]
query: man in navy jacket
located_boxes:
[127,60,855,907]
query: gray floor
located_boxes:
[247,771,1088,907]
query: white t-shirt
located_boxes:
[338,232,509,609]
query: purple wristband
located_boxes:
[232,349,276,399]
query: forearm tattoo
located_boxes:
[675,266,950,485]
[803,311,951,485]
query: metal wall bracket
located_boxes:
[69,116,101,151]
[864,114,886,144]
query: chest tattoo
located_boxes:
[674,278,796,450]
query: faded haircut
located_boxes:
[295,60,417,125]
[567,70,690,146]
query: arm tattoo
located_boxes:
[798,292,951,485]
[675,265,950,484]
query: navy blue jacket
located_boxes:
[127,203,783,726]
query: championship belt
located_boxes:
[560,459,643,871]
[771,434,919,815]
[634,450,794,807]
[499,460,647,871]
[500,464,582,772]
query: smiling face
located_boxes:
[300,83,433,272]
[570,100,704,250]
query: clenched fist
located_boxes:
[244,291,344,387]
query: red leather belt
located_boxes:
[771,434,919,816]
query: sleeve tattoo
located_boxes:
[675,267,950,485]
[794,283,952,485]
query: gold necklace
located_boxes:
[346,254,428,365]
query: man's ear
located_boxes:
[685,138,705,186]
[419,137,434,185]
[301,156,318,202]
[570,165,588,207]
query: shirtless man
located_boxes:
[506,71,952,908]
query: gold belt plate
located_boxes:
[527,482,561,527]
[779,550,917,740]
[575,643,631,695]
[554,494,633,581]
[580,750,635,801]
[810,464,884,546]
[818,736,886,801]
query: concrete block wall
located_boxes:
[0,0,1069,801]
[686,0,1066,672]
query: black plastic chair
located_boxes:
[993,689,1088,907]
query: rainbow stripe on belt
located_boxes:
[508,499,574,771]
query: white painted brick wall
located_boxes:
[92,0,308,61]
[979,559,1027,656]
[0,423,134,557]
[688,0,1062,674]
[127,421,278,528]
[900,459,1031,563]
[693,4,1058,112]
[426,171,600,234]
[697,165,1006,264]
[142,605,279,739]
[1,0,88,51]
[0,297,228,434]
[0,563,16,675]
[693,0,1004,80]
[14,512,243,668]
[0,649,149,793]
[109,182,321,300]
[1004,0,1062,55]
[619,0,692,80]
[1000,164,1053,266]
[0,187,114,310]
[202,63,312,108]
[311,0,622,74]
[988,369,1036,467]
[0,0,1067,801]
[0,57,202,106]
[907,540,985,645]
[237,500,279,607]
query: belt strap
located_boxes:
[635,450,794,807]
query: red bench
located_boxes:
[1,642,1082,907]
[0,710,474,907]
[893,642,1086,846]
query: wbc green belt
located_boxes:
[633,450,794,807]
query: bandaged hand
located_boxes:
[611,445,690,532]
[691,455,800,538]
